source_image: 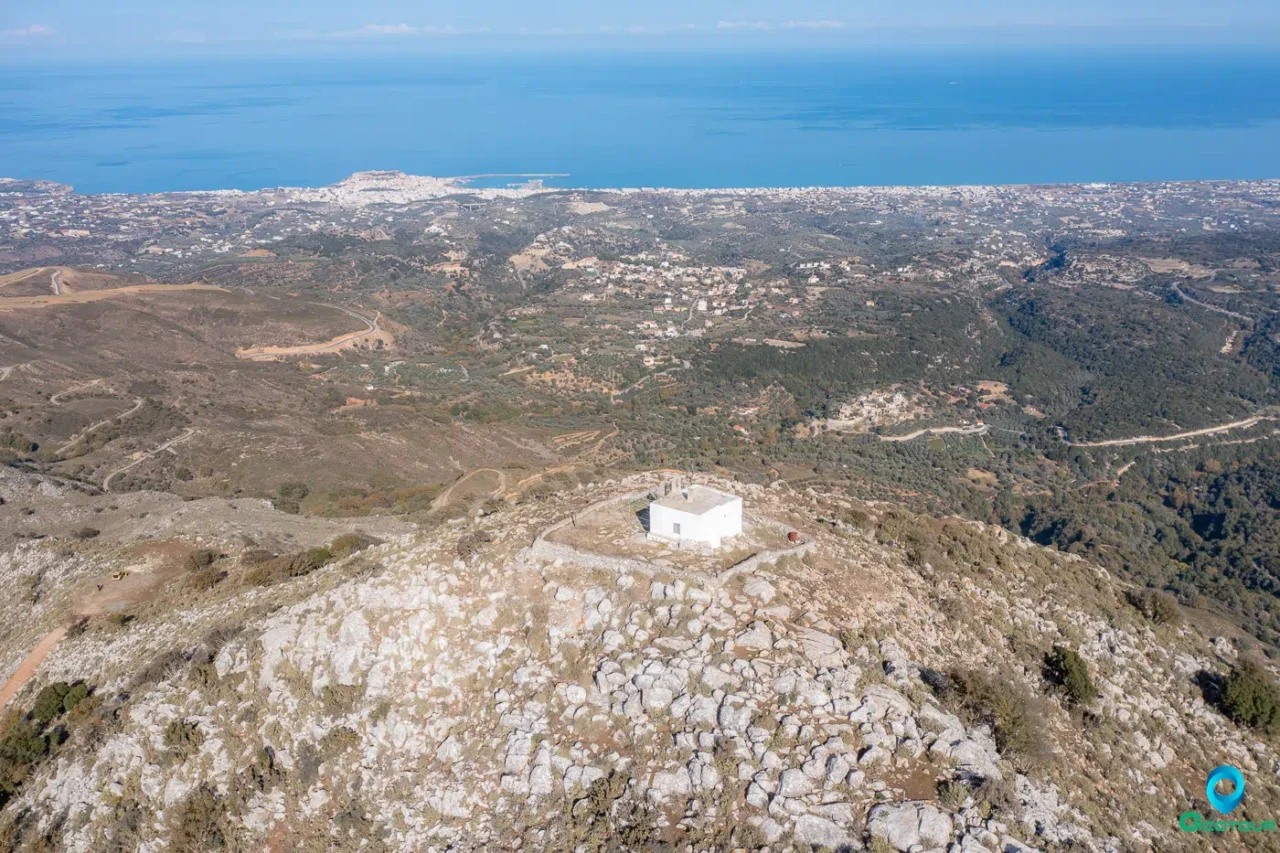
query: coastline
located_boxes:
[4,170,1280,206]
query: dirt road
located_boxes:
[49,378,106,404]
[236,304,389,360]
[878,424,990,442]
[1061,415,1276,448]
[57,396,145,454]
[431,468,508,510]
[0,282,225,311]
[103,427,196,491]
[0,626,68,708]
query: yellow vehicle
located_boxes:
[110,570,130,582]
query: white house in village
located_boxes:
[648,485,742,548]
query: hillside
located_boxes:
[1,472,1275,852]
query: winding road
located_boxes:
[1171,282,1252,324]
[57,397,145,455]
[878,424,990,443]
[102,428,195,491]
[430,468,508,510]
[1058,415,1277,448]
[236,304,382,360]
[49,378,106,404]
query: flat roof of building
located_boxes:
[651,485,740,515]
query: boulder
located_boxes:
[867,801,954,851]
[793,814,854,849]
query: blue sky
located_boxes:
[3,0,1279,55]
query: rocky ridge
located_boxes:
[4,475,1277,852]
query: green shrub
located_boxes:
[0,681,93,810]
[1127,589,1182,626]
[246,547,333,586]
[1220,662,1280,733]
[1043,647,1098,706]
[947,669,1051,768]
[30,683,71,726]
[329,533,378,558]
[273,482,310,514]
[184,548,222,572]
[973,775,1022,820]
[167,785,228,851]
[240,549,275,566]
[164,720,205,760]
[937,779,970,809]
[61,683,90,715]
[189,566,227,590]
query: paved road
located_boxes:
[103,427,195,491]
[1171,282,1252,323]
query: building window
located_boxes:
[672,522,681,535]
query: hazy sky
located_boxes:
[4,0,1279,55]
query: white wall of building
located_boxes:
[650,495,742,547]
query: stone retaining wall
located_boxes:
[521,476,812,581]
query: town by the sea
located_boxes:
[2,47,1279,193]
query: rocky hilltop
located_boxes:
[1,474,1276,852]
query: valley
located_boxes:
[1,172,1279,851]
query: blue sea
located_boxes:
[2,48,1279,194]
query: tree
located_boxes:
[1220,663,1280,733]
[1043,646,1097,706]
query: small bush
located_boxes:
[164,720,205,760]
[973,775,1022,820]
[937,778,969,809]
[167,785,228,852]
[455,531,493,560]
[1043,646,1097,706]
[246,547,333,586]
[273,482,310,514]
[1220,662,1280,733]
[31,683,72,726]
[189,566,227,590]
[61,683,90,715]
[947,669,1051,769]
[240,549,275,566]
[329,533,378,559]
[70,527,100,540]
[1127,589,1182,626]
[184,549,222,572]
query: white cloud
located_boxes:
[1,24,55,39]
[782,20,847,30]
[716,21,773,31]
[599,23,700,35]
[328,23,489,39]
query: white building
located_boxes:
[648,485,742,549]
